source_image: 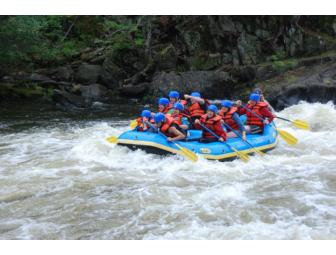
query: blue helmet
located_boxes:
[173,102,184,111]
[141,110,151,119]
[249,93,261,102]
[253,88,263,95]
[191,92,201,98]
[169,90,180,99]
[154,112,165,123]
[158,97,169,106]
[221,100,233,108]
[207,104,218,113]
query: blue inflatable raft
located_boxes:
[116,124,279,161]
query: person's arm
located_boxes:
[232,113,246,140]
[236,106,246,115]
[184,94,205,104]
[259,107,275,123]
[193,119,202,130]
[232,113,246,132]
[214,121,227,141]
[167,126,186,141]
[180,117,190,130]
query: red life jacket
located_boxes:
[188,102,205,117]
[180,99,187,106]
[160,115,178,137]
[220,107,239,130]
[159,105,172,114]
[200,114,223,139]
[246,102,268,127]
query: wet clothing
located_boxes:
[238,102,275,130]
[195,114,227,141]
[186,99,210,126]
[159,115,186,137]
[168,112,190,129]
[159,105,173,114]
[219,107,245,132]
[136,117,155,132]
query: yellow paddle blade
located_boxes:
[130,119,138,129]
[292,119,310,130]
[231,147,249,162]
[254,149,266,157]
[106,136,118,143]
[175,144,198,162]
[276,129,298,145]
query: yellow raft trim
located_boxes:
[117,138,279,161]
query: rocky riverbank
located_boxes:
[1,16,336,110]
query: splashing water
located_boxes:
[0,101,336,239]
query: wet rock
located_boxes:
[119,82,149,97]
[52,66,73,81]
[79,83,108,101]
[75,63,102,85]
[153,44,178,71]
[230,66,257,83]
[151,70,234,98]
[80,47,105,62]
[100,57,125,89]
[1,76,14,82]
[29,73,53,82]
[100,67,120,89]
[52,89,87,108]
[237,32,260,65]
[266,63,336,110]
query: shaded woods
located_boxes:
[1,16,336,109]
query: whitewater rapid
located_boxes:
[0,102,336,239]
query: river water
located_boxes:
[0,100,335,239]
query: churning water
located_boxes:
[0,101,336,239]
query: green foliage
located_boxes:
[0,16,97,69]
[270,50,286,62]
[103,18,145,50]
[272,59,298,72]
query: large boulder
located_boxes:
[152,44,178,71]
[51,66,73,81]
[29,73,53,82]
[75,63,102,85]
[52,89,87,108]
[265,62,336,110]
[151,70,234,98]
[118,82,149,97]
[79,83,108,102]
[100,56,125,89]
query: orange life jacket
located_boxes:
[220,107,239,130]
[168,112,189,125]
[160,115,178,137]
[136,117,154,131]
[200,114,223,139]
[246,102,268,127]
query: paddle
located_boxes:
[106,136,118,143]
[145,121,198,162]
[198,123,249,162]
[130,119,138,129]
[106,123,198,162]
[106,119,137,143]
[276,116,310,130]
[221,122,266,157]
[240,105,298,146]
